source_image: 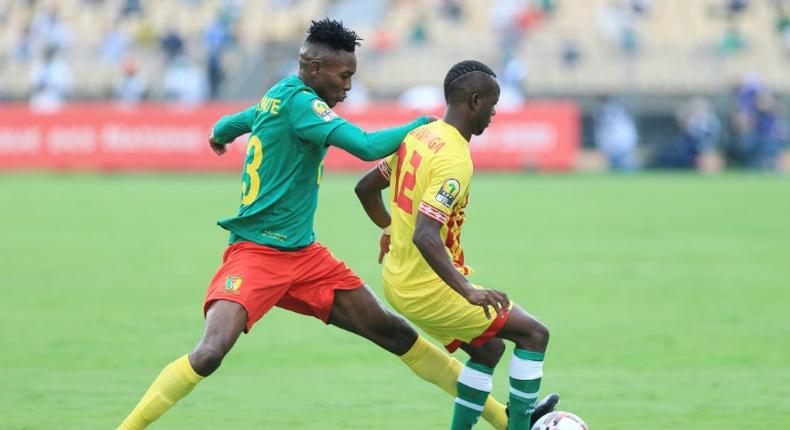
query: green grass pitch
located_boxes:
[1,172,789,429]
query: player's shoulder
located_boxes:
[264,75,315,104]
[407,122,463,156]
[432,148,472,179]
[431,125,471,160]
[268,76,340,121]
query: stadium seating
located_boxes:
[0,0,786,101]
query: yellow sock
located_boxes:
[400,336,508,430]
[117,355,204,430]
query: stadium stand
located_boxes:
[1,0,787,102]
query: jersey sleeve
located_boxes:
[418,155,472,224]
[212,103,258,144]
[288,90,347,147]
[377,153,396,182]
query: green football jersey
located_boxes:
[212,75,347,250]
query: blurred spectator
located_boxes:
[343,80,371,109]
[514,4,547,32]
[272,0,296,7]
[500,53,528,91]
[560,38,582,69]
[370,29,396,55]
[440,0,463,22]
[114,58,147,105]
[630,0,652,15]
[718,25,747,55]
[409,17,429,46]
[776,1,790,55]
[597,0,641,56]
[219,0,244,20]
[654,97,723,172]
[30,8,71,53]
[100,23,130,63]
[203,15,235,99]
[726,0,749,18]
[163,54,209,105]
[12,24,34,62]
[120,0,143,18]
[492,0,529,30]
[538,0,558,16]
[729,77,788,169]
[491,0,529,58]
[29,82,64,112]
[29,45,72,111]
[498,54,527,108]
[161,28,185,61]
[398,84,444,111]
[594,96,640,171]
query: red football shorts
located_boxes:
[204,241,364,332]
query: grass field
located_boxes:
[1,172,789,429]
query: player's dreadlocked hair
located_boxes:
[306,18,362,52]
[443,60,497,102]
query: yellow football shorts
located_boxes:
[383,278,513,352]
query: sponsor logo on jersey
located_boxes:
[224,276,243,295]
[262,230,288,242]
[312,100,339,122]
[435,178,461,208]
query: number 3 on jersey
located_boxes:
[395,144,423,213]
[241,136,263,205]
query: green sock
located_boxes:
[451,361,494,430]
[507,349,544,429]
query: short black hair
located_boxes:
[306,18,362,52]
[443,60,497,102]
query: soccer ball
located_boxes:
[531,411,588,430]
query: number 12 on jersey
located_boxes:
[394,144,423,214]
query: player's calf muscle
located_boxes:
[375,314,419,354]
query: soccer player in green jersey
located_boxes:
[118,19,510,429]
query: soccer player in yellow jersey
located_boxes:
[355,60,559,429]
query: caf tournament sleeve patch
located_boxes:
[312,99,339,122]
[434,178,461,208]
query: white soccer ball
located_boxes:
[531,411,589,430]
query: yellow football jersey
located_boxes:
[378,120,473,287]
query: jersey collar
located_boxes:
[437,120,470,146]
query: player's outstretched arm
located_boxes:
[290,89,435,160]
[209,104,258,153]
[412,214,509,319]
[326,117,432,161]
[355,167,392,262]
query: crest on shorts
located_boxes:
[224,276,243,295]
[312,99,339,122]
[435,178,461,208]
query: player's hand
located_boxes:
[418,115,439,124]
[209,135,226,156]
[464,288,510,320]
[378,233,390,264]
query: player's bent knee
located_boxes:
[189,344,226,377]
[506,318,550,351]
[480,338,506,366]
[539,322,550,344]
[520,321,549,350]
[490,337,507,360]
